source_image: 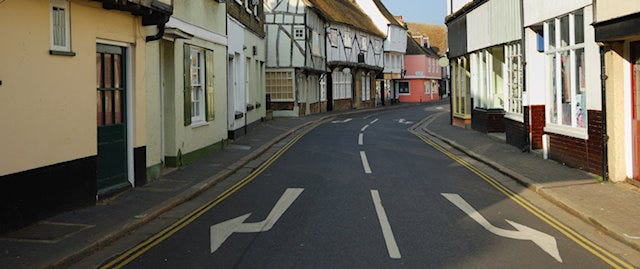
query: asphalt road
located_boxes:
[101,104,614,268]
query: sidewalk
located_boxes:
[419,110,640,253]
[0,104,408,269]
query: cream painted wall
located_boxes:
[146,41,162,167]
[604,43,628,182]
[174,0,226,35]
[244,30,267,125]
[0,0,146,176]
[595,0,640,23]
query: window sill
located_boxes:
[191,121,209,128]
[544,124,588,140]
[50,50,76,57]
[504,112,523,122]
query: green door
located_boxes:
[96,44,128,194]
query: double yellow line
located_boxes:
[101,121,324,269]
[409,114,633,269]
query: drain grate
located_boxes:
[1,221,93,243]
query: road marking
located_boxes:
[397,119,413,125]
[360,151,372,174]
[370,118,379,124]
[210,188,303,253]
[358,133,363,145]
[442,193,562,263]
[99,120,327,269]
[332,118,352,123]
[408,115,633,269]
[371,190,401,259]
[361,125,369,132]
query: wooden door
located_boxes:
[96,44,128,193]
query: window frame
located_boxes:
[398,81,410,95]
[543,9,587,132]
[505,42,523,118]
[50,0,71,52]
[266,70,295,101]
[294,26,305,40]
[190,47,206,124]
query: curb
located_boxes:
[418,112,640,253]
[50,103,413,268]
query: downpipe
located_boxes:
[599,45,609,181]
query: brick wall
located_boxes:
[528,105,545,149]
[472,108,505,133]
[271,102,295,111]
[333,99,352,111]
[505,118,527,150]
[548,110,603,175]
[299,103,306,116]
[227,0,265,37]
[452,116,470,129]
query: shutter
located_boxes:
[183,44,192,126]
[205,49,215,121]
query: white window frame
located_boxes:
[505,42,523,119]
[50,0,71,52]
[320,75,327,101]
[266,70,295,101]
[293,26,305,40]
[543,9,588,137]
[244,0,252,14]
[190,47,206,124]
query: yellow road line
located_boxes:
[100,121,324,269]
[409,114,633,269]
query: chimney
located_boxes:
[395,15,404,24]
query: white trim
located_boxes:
[544,124,588,140]
[96,38,130,47]
[403,75,441,79]
[125,45,135,186]
[504,112,524,123]
[166,16,228,46]
[624,41,633,178]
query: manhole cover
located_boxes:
[2,221,93,243]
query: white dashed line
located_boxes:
[361,125,369,132]
[358,133,364,145]
[370,118,379,124]
[360,151,372,174]
[371,190,401,259]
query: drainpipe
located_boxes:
[600,45,609,181]
[146,23,166,42]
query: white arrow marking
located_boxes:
[210,188,304,253]
[331,118,352,123]
[442,193,562,263]
[397,119,414,125]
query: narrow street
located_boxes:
[76,104,628,268]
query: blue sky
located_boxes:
[379,0,446,25]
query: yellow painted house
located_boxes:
[0,0,171,233]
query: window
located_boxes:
[361,73,371,101]
[399,82,409,94]
[360,35,368,51]
[266,71,294,101]
[505,43,523,115]
[453,57,470,116]
[190,47,206,123]
[329,28,339,47]
[294,26,305,40]
[343,30,353,48]
[332,69,352,99]
[544,9,586,129]
[50,0,71,52]
[312,31,321,56]
[244,0,252,13]
[184,45,214,126]
[320,75,327,101]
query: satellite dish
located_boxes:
[438,57,450,67]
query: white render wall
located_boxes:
[523,0,590,27]
[595,0,640,22]
[326,23,384,68]
[466,0,521,52]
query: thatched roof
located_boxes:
[306,0,385,37]
[406,22,448,56]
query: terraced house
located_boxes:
[264,0,327,117]
[307,0,385,111]
[145,0,228,177]
[0,0,171,233]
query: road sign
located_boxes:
[442,193,562,263]
[210,188,304,253]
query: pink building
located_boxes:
[399,35,442,103]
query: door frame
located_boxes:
[97,39,134,187]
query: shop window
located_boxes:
[266,71,294,101]
[399,81,409,94]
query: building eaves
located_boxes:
[306,0,386,38]
[445,0,488,24]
